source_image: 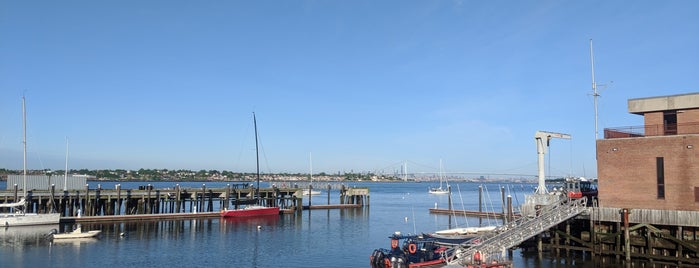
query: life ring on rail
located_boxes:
[384,258,391,268]
[390,239,398,249]
[408,243,417,254]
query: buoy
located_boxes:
[257,225,262,230]
[404,217,408,222]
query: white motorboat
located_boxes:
[51,226,101,239]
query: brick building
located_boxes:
[597,92,699,211]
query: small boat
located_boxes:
[221,205,279,217]
[428,160,449,194]
[220,113,280,218]
[302,189,321,196]
[370,232,462,268]
[434,226,497,236]
[51,226,101,239]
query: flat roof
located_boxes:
[628,92,699,114]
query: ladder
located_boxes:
[446,197,589,265]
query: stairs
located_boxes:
[446,196,589,265]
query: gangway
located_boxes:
[445,197,589,266]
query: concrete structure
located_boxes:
[597,92,699,211]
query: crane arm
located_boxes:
[534,130,571,194]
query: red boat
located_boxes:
[220,113,280,218]
[220,206,279,217]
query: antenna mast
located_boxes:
[590,39,600,140]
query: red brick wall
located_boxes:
[644,112,664,136]
[678,109,699,134]
[597,135,699,211]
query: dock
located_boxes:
[0,183,370,221]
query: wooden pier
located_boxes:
[0,183,369,221]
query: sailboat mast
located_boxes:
[590,39,600,140]
[64,137,69,191]
[22,96,27,198]
[253,112,260,201]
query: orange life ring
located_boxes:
[408,243,417,254]
[390,239,398,249]
[384,258,391,268]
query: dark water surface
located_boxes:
[0,181,612,267]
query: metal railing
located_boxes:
[446,197,589,265]
[604,122,699,139]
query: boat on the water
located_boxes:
[0,97,60,227]
[370,232,467,268]
[220,113,280,218]
[428,160,449,194]
[433,226,497,236]
[302,189,321,195]
[51,226,101,239]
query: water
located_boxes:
[0,181,606,267]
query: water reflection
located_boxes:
[0,225,57,248]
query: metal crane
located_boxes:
[534,131,571,194]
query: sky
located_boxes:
[1,1,698,178]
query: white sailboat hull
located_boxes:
[0,213,60,227]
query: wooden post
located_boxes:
[622,208,631,262]
[500,186,506,225]
[340,185,346,205]
[147,184,152,214]
[201,184,206,212]
[327,184,331,205]
[84,184,89,216]
[116,184,122,215]
[155,190,161,214]
[224,184,230,210]
[478,185,483,227]
[566,221,571,258]
[175,184,181,213]
[95,184,102,216]
[507,195,512,223]
[50,184,56,213]
[207,189,213,212]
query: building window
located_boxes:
[657,157,665,199]
[664,111,677,135]
[695,187,699,203]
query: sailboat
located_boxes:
[428,160,449,194]
[302,152,320,196]
[221,113,280,217]
[0,97,60,227]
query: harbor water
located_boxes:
[0,181,603,267]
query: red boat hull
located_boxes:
[220,206,280,217]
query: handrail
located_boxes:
[604,122,699,139]
[446,197,588,265]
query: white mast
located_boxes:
[64,137,69,191]
[309,152,313,182]
[590,39,600,140]
[22,96,27,199]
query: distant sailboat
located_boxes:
[221,113,279,217]
[303,152,321,196]
[428,160,449,194]
[0,97,60,226]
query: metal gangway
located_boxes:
[445,196,589,266]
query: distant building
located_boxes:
[6,174,91,191]
[597,92,699,211]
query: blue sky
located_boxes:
[1,1,698,178]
